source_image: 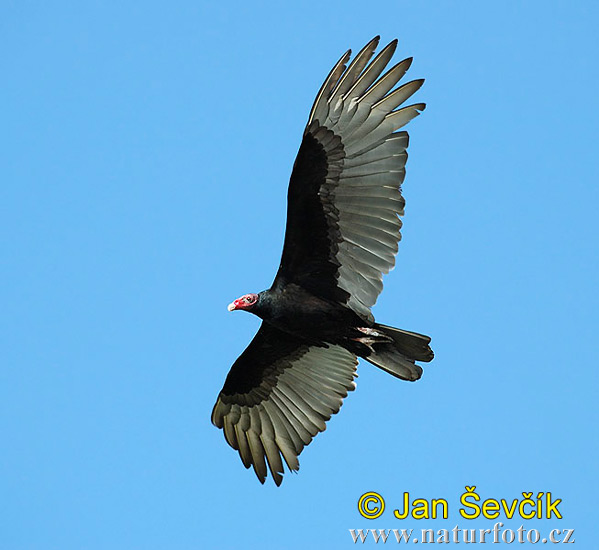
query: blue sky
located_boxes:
[2,1,598,548]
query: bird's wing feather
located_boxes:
[274,37,424,321]
[212,323,357,486]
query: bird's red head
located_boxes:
[227,293,259,312]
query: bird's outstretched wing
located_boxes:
[274,37,425,321]
[211,323,357,485]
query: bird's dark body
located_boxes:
[252,284,373,351]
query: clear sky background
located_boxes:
[2,1,598,549]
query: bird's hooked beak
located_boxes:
[227,301,238,312]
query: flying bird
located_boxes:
[212,36,433,485]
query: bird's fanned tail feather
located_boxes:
[362,322,433,381]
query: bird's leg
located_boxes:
[356,327,388,337]
[350,327,393,351]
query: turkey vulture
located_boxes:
[212,36,433,485]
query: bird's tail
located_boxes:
[361,323,434,381]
